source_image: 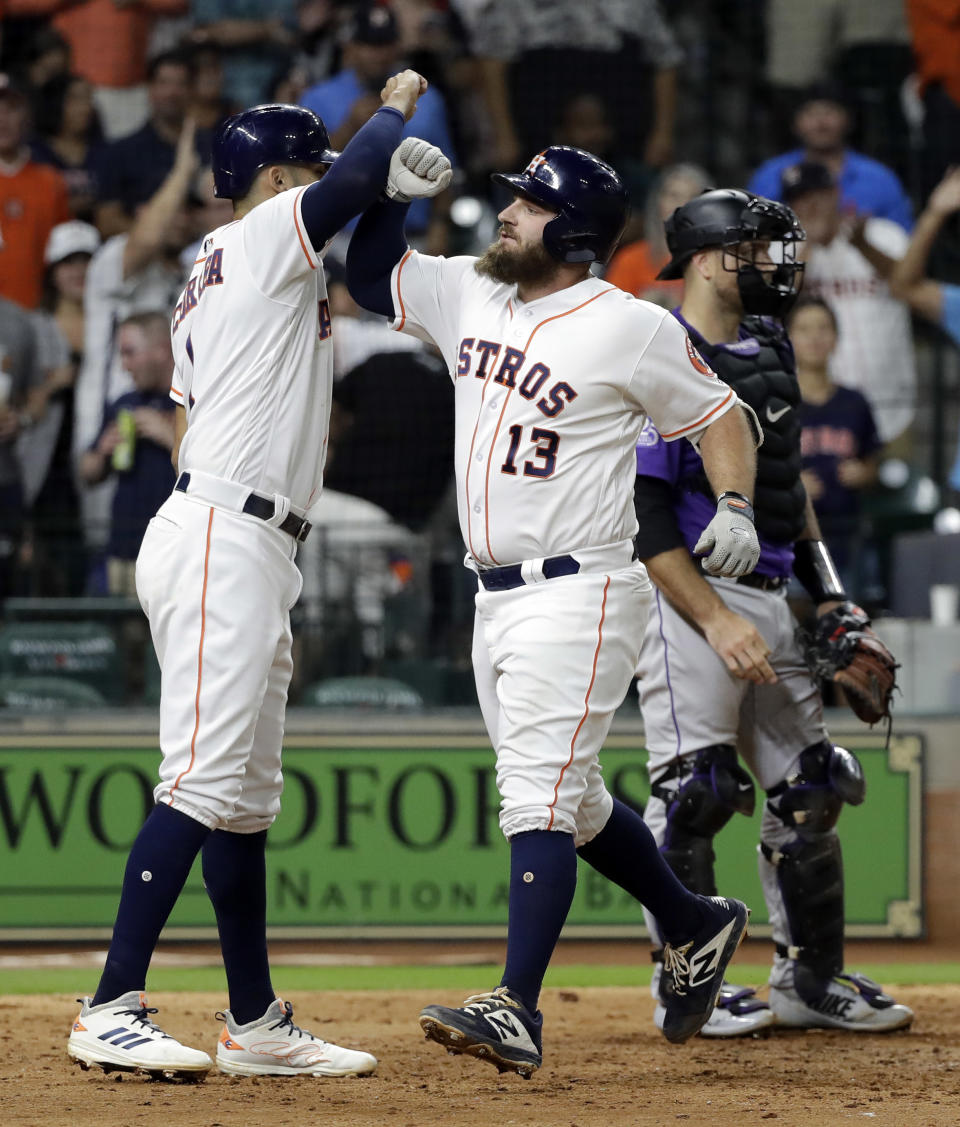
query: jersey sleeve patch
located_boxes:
[686,336,715,376]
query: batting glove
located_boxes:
[694,492,761,578]
[385,138,453,203]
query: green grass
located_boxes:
[3,962,959,996]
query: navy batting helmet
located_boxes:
[491,146,629,265]
[212,103,339,200]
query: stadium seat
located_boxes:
[0,676,107,711]
[0,621,123,703]
[303,676,425,710]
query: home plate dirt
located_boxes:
[3,985,958,1127]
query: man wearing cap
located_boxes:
[782,160,917,445]
[301,4,455,244]
[748,85,913,232]
[0,76,70,309]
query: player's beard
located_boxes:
[474,236,559,287]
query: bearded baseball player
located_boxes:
[67,71,430,1081]
[346,144,767,1076]
[633,188,911,1038]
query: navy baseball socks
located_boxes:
[93,803,210,1006]
[420,830,571,1076]
[202,828,275,1025]
[71,804,214,1078]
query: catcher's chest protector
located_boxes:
[687,317,807,544]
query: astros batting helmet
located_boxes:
[212,103,339,200]
[658,188,805,316]
[491,146,629,265]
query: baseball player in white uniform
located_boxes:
[68,72,429,1081]
[345,144,766,1075]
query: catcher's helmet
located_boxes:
[491,146,628,265]
[212,103,339,200]
[658,188,806,316]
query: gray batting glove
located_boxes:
[694,492,761,578]
[385,138,453,203]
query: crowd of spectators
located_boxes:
[0,0,958,687]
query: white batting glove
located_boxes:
[694,492,761,578]
[385,138,453,203]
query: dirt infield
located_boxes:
[6,982,959,1127]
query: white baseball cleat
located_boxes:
[652,963,776,1038]
[696,982,778,1037]
[68,991,212,1079]
[768,964,914,1032]
[216,998,378,1077]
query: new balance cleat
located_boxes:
[769,966,914,1032]
[651,960,775,1038]
[658,896,750,1044]
[216,998,377,1076]
[68,991,211,1080]
[419,987,542,1078]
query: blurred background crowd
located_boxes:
[1,0,959,707]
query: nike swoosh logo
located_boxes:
[766,405,791,422]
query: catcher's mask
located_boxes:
[659,188,806,317]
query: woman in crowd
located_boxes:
[604,162,711,306]
[30,73,102,223]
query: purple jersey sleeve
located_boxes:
[636,417,796,578]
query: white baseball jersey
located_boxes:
[170,186,333,510]
[142,185,334,831]
[389,253,739,566]
[802,218,916,443]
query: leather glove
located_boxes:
[694,492,761,578]
[385,138,453,203]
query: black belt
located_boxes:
[478,553,580,592]
[175,472,311,543]
[735,572,789,591]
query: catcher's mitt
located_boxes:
[799,602,898,725]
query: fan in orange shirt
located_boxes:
[605,163,710,307]
[0,79,70,309]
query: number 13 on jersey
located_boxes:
[501,425,560,478]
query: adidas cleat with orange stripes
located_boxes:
[216,999,377,1077]
[68,991,211,1080]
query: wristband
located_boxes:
[716,491,755,522]
[792,539,847,603]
